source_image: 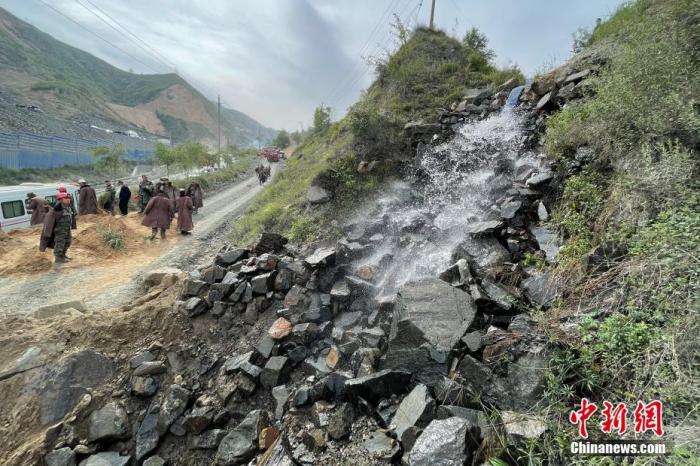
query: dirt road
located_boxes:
[0,165,278,316]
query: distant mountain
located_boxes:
[0,7,276,146]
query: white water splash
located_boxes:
[348,110,541,292]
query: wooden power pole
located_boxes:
[217,95,221,152]
[429,0,436,29]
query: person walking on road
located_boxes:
[163,179,179,214]
[26,192,49,226]
[40,192,77,264]
[77,179,98,215]
[104,180,116,215]
[141,189,173,240]
[175,188,194,235]
[117,180,131,216]
[138,175,154,213]
[186,182,204,214]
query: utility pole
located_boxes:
[217,95,221,153]
[429,0,436,29]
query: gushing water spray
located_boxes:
[349,108,541,292]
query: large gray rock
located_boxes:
[143,267,182,288]
[131,376,158,397]
[254,233,288,255]
[522,271,557,307]
[133,361,167,376]
[463,88,492,105]
[438,259,472,287]
[142,456,166,466]
[530,225,560,263]
[381,278,476,385]
[327,403,355,439]
[45,448,76,466]
[87,402,129,442]
[391,384,435,439]
[361,430,398,461]
[261,356,290,388]
[135,413,160,461]
[456,347,546,410]
[39,350,114,425]
[223,351,262,380]
[407,417,470,466]
[251,272,275,294]
[183,405,215,434]
[157,384,191,435]
[308,185,330,204]
[188,429,227,450]
[216,248,248,266]
[480,279,517,315]
[345,369,412,404]
[215,410,270,465]
[77,452,130,466]
[35,300,87,318]
[467,220,504,236]
[500,411,547,442]
[258,437,295,466]
[564,69,590,84]
[184,297,207,317]
[303,247,336,268]
[453,238,511,278]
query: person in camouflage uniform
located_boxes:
[138,175,154,213]
[104,180,116,215]
[40,192,77,264]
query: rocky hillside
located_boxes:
[0,7,275,146]
[1,0,697,465]
[231,27,525,244]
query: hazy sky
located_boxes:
[1,0,626,130]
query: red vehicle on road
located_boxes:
[259,147,282,162]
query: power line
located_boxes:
[73,0,171,72]
[326,0,413,107]
[36,0,161,74]
[81,0,178,69]
[321,0,402,106]
[329,0,421,110]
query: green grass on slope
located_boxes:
[532,0,700,463]
[231,27,525,245]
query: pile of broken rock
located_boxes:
[42,224,554,465]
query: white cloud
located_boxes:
[0,0,626,129]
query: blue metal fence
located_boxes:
[0,131,154,170]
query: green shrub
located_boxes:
[521,251,546,269]
[544,0,700,162]
[540,2,700,459]
[551,173,605,255]
[289,217,317,244]
[100,227,124,250]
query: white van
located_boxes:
[0,183,80,232]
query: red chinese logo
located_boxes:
[601,401,628,435]
[633,400,664,437]
[570,399,664,438]
[569,397,597,438]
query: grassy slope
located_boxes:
[231,27,524,245]
[533,0,699,463]
[0,7,274,146]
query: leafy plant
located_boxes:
[100,227,124,250]
[91,144,126,179]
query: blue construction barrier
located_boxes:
[0,131,154,170]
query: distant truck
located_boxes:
[258,147,282,162]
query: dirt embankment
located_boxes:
[0,213,178,277]
[0,280,187,465]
